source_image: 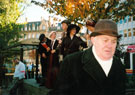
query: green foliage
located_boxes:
[0,0,24,57]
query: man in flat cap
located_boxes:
[48,19,126,95]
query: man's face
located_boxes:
[62,23,68,31]
[13,59,19,65]
[91,35,117,60]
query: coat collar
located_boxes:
[81,47,107,87]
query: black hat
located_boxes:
[39,34,45,42]
[61,20,71,25]
[67,24,80,36]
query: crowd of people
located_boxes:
[6,17,126,95]
[38,19,90,88]
[47,19,126,95]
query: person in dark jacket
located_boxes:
[38,34,51,85]
[61,24,87,58]
[48,19,126,95]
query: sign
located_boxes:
[127,45,135,53]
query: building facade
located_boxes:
[118,16,135,45]
[19,18,49,41]
[118,16,135,74]
[19,18,63,64]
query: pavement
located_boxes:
[1,89,9,95]
[1,79,135,95]
[1,79,50,95]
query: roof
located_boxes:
[19,21,42,31]
[20,38,39,45]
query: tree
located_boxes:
[31,0,135,24]
[0,0,25,86]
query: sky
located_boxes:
[17,0,87,33]
[17,0,65,23]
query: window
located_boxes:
[29,26,31,31]
[124,29,127,33]
[32,34,35,38]
[25,26,27,31]
[42,25,45,30]
[36,34,40,38]
[21,28,24,31]
[133,28,135,32]
[124,29,127,37]
[128,29,131,32]
[124,33,127,37]
[33,26,35,31]
[28,34,31,39]
[24,34,27,39]
[133,32,135,36]
[128,29,131,37]
[129,17,131,22]
[37,26,39,30]
[128,32,131,37]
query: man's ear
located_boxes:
[90,36,95,45]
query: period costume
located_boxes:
[38,37,51,78]
[61,35,87,58]
[46,39,60,88]
[48,47,126,95]
[61,24,87,58]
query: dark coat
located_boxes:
[49,40,59,67]
[48,47,126,95]
[38,38,51,77]
[38,38,51,58]
[61,35,87,58]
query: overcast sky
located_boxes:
[17,0,65,23]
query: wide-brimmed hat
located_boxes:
[90,19,121,38]
[67,24,80,34]
[61,20,71,25]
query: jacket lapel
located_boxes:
[82,47,107,87]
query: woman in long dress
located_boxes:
[46,31,60,89]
